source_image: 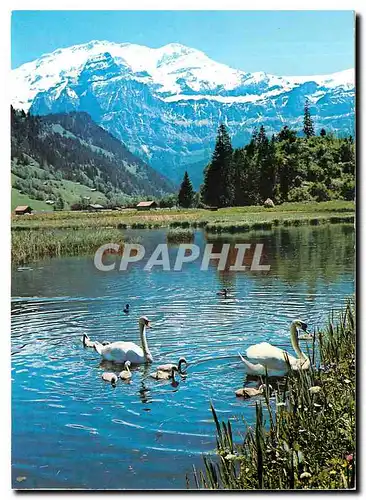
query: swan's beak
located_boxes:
[146,321,152,328]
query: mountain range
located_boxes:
[12,40,355,187]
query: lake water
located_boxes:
[11,225,354,489]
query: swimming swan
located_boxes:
[119,361,132,381]
[150,366,179,381]
[94,316,153,364]
[82,334,97,348]
[239,320,310,376]
[102,372,118,386]
[235,384,272,398]
[157,357,187,374]
[82,334,110,348]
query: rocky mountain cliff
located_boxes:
[12,40,355,187]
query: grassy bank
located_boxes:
[11,201,354,231]
[205,214,354,233]
[11,201,355,265]
[191,301,355,490]
[12,228,126,266]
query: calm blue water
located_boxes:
[11,225,354,489]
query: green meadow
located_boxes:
[12,200,354,231]
[11,201,354,265]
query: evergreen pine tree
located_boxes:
[203,124,234,207]
[56,196,65,211]
[258,133,277,202]
[178,171,194,208]
[320,128,327,137]
[233,148,259,206]
[303,98,315,138]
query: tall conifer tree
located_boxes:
[203,124,234,207]
[258,132,277,201]
[178,171,194,208]
[303,98,315,138]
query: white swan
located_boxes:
[119,361,132,381]
[239,320,310,376]
[94,316,153,364]
[102,372,118,386]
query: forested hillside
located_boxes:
[12,40,354,186]
[202,115,355,208]
[11,108,173,208]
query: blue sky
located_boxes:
[11,10,355,75]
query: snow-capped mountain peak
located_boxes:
[12,39,354,111]
[11,40,355,186]
[285,68,354,89]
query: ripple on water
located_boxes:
[11,227,354,489]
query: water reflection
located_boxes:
[206,224,354,285]
[11,224,354,489]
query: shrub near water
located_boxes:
[12,228,125,265]
[167,228,195,243]
[191,301,355,490]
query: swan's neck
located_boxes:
[171,370,176,382]
[290,323,308,360]
[140,324,152,362]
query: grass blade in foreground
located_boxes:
[190,300,355,490]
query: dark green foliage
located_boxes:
[166,228,194,243]
[191,301,355,490]
[70,199,89,211]
[178,171,194,208]
[228,126,354,205]
[303,98,315,138]
[55,196,65,211]
[320,128,327,137]
[159,194,178,208]
[202,122,354,207]
[203,124,235,207]
[169,220,191,229]
[309,182,331,201]
[11,107,173,201]
[258,132,277,202]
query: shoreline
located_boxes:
[192,300,356,490]
[11,201,355,265]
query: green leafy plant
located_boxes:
[190,301,355,490]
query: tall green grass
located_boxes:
[12,228,126,265]
[190,301,355,490]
